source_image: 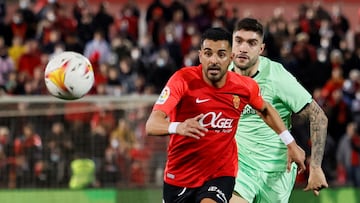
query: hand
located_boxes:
[304,166,328,196]
[287,142,306,173]
[176,114,208,139]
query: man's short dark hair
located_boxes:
[200,27,232,47]
[234,18,264,40]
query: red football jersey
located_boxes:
[152,65,264,187]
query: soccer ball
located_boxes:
[44,51,95,100]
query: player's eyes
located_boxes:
[204,52,212,57]
[218,52,226,58]
[249,41,257,46]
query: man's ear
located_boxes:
[260,43,265,54]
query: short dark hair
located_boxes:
[234,18,264,40]
[200,27,232,48]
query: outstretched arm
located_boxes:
[256,101,306,173]
[297,100,329,196]
[145,110,208,139]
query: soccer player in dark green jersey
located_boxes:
[229,18,329,203]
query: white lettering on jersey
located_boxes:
[241,104,257,115]
[166,173,175,179]
[199,112,234,129]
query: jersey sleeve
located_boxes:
[247,77,265,111]
[152,71,186,115]
[274,65,312,113]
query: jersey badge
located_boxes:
[233,95,240,109]
[156,86,170,104]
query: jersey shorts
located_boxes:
[234,163,297,203]
[163,176,235,203]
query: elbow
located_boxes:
[145,120,157,136]
[145,121,153,136]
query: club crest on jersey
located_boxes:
[233,95,240,109]
[156,86,170,104]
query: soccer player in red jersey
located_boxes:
[145,27,306,203]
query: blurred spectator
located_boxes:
[109,118,136,184]
[42,29,62,54]
[146,128,168,186]
[83,29,112,66]
[90,104,116,134]
[36,6,59,46]
[147,47,177,94]
[163,22,184,68]
[106,66,123,96]
[183,47,200,67]
[52,3,77,41]
[264,12,287,62]
[312,0,331,21]
[350,127,360,187]
[129,46,148,78]
[17,0,37,40]
[320,69,352,182]
[117,57,138,94]
[99,146,120,187]
[64,102,92,154]
[0,126,11,188]
[191,1,212,33]
[92,2,114,42]
[75,4,95,49]
[64,33,83,54]
[113,3,140,44]
[337,122,357,186]
[0,38,15,88]
[89,124,109,186]
[29,65,47,95]
[17,39,42,81]
[42,121,73,187]
[93,62,109,91]
[167,0,190,23]
[8,36,25,70]
[13,122,43,187]
[145,0,168,49]
[9,9,29,42]
[0,0,5,24]
[108,35,132,66]
[299,6,321,47]
[331,4,350,50]
[291,32,318,91]
[343,69,360,106]
[321,64,345,106]
[138,35,157,66]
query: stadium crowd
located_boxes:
[0,0,360,189]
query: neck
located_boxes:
[234,66,258,77]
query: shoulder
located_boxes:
[259,56,295,80]
[228,71,259,89]
[259,56,287,72]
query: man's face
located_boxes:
[199,39,232,86]
[232,30,264,71]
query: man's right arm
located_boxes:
[145,110,207,139]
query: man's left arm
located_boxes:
[297,100,329,196]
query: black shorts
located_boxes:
[163,176,235,203]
